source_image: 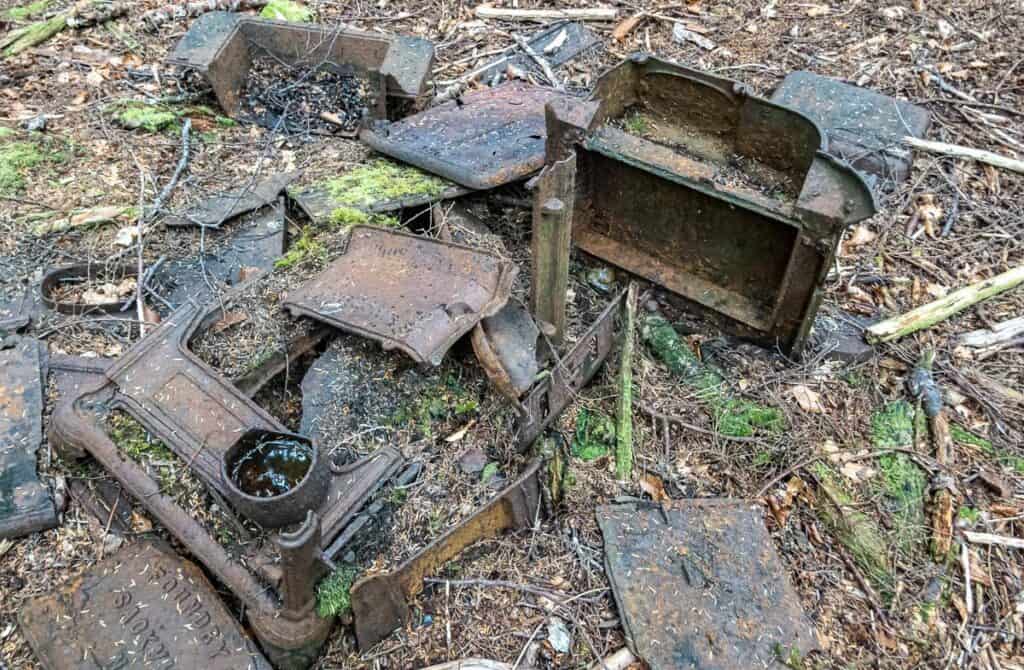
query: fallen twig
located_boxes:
[511,33,560,90]
[639,402,763,444]
[474,5,618,22]
[963,531,1024,550]
[904,136,1024,175]
[909,350,955,559]
[615,283,638,480]
[865,264,1024,343]
[959,316,1024,348]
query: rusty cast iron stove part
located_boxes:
[597,500,819,669]
[19,541,273,670]
[350,459,544,650]
[48,297,404,666]
[283,225,517,366]
[165,171,298,228]
[360,82,574,190]
[0,336,57,539]
[544,55,878,355]
[168,12,434,116]
[40,263,139,315]
[470,301,541,401]
[515,290,624,450]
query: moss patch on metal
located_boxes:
[274,228,327,269]
[316,566,358,618]
[324,160,448,211]
[642,315,784,437]
[260,0,313,22]
[109,101,178,132]
[328,206,400,233]
[391,375,479,439]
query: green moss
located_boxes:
[813,462,893,595]
[950,423,993,453]
[391,378,479,439]
[260,0,313,22]
[870,401,915,449]
[572,408,615,461]
[323,160,448,210]
[774,644,805,670]
[0,139,46,194]
[110,101,178,132]
[624,111,650,136]
[1,13,65,57]
[877,452,927,551]
[958,506,980,523]
[316,566,358,618]
[480,462,499,483]
[274,229,327,269]
[108,412,178,491]
[215,115,237,127]
[642,315,784,437]
[0,127,14,139]
[3,0,51,21]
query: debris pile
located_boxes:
[2,3,1023,670]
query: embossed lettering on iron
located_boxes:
[18,542,271,670]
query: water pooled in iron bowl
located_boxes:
[230,432,313,498]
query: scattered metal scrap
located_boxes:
[283,226,517,366]
[771,70,931,187]
[0,336,56,539]
[597,500,819,669]
[165,171,298,228]
[19,541,272,670]
[544,55,877,355]
[471,302,541,400]
[40,263,139,315]
[49,297,403,666]
[168,12,435,119]
[474,21,599,87]
[350,459,543,650]
[361,82,572,190]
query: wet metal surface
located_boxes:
[360,83,572,189]
[284,226,517,365]
[0,336,56,539]
[168,12,434,116]
[597,500,818,669]
[19,541,272,670]
[351,459,543,650]
[546,55,877,355]
[516,291,623,450]
[771,70,931,187]
[165,172,297,228]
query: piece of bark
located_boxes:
[959,316,1024,348]
[866,264,1024,343]
[612,13,644,41]
[963,531,1024,550]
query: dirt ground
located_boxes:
[1,1,1023,669]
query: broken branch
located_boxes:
[963,531,1024,550]
[904,136,1024,175]
[866,264,1024,343]
[615,282,637,481]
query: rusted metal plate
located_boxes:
[0,336,56,539]
[168,12,433,115]
[597,500,818,669]
[283,226,517,366]
[360,83,572,190]
[546,55,877,355]
[165,172,297,228]
[771,70,931,187]
[41,264,138,316]
[351,459,543,651]
[471,302,540,400]
[18,541,272,670]
[515,291,623,450]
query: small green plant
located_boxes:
[261,0,313,22]
[773,643,805,669]
[316,566,359,618]
[0,136,47,195]
[480,462,499,483]
[624,111,650,136]
[957,506,980,524]
[387,487,409,506]
[275,229,327,269]
[110,101,178,132]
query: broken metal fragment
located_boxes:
[771,70,931,187]
[545,55,877,355]
[0,336,56,539]
[19,541,272,670]
[515,291,623,450]
[597,500,818,669]
[168,12,434,115]
[284,226,517,366]
[40,263,138,315]
[165,171,297,228]
[471,301,540,400]
[351,459,543,650]
[361,82,572,190]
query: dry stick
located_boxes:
[755,448,939,499]
[904,136,1024,175]
[639,402,763,444]
[511,33,560,90]
[959,316,1024,348]
[474,6,618,21]
[865,264,1024,343]
[963,531,1024,550]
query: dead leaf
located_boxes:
[847,224,877,247]
[937,19,955,40]
[210,310,248,334]
[912,0,924,10]
[612,13,645,42]
[840,460,876,482]
[639,473,669,502]
[238,266,262,283]
[792,384,825,413]
[878,6,907,20]
[914,193,943,237]
[113,225,139,248]
[445,419,476,443]
[767,476,805,526]
[672,22,715,50]
[806,4,831,17]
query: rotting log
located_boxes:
[866,264,1024,343]
[530,154,575,344]
[615,282,637,481]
